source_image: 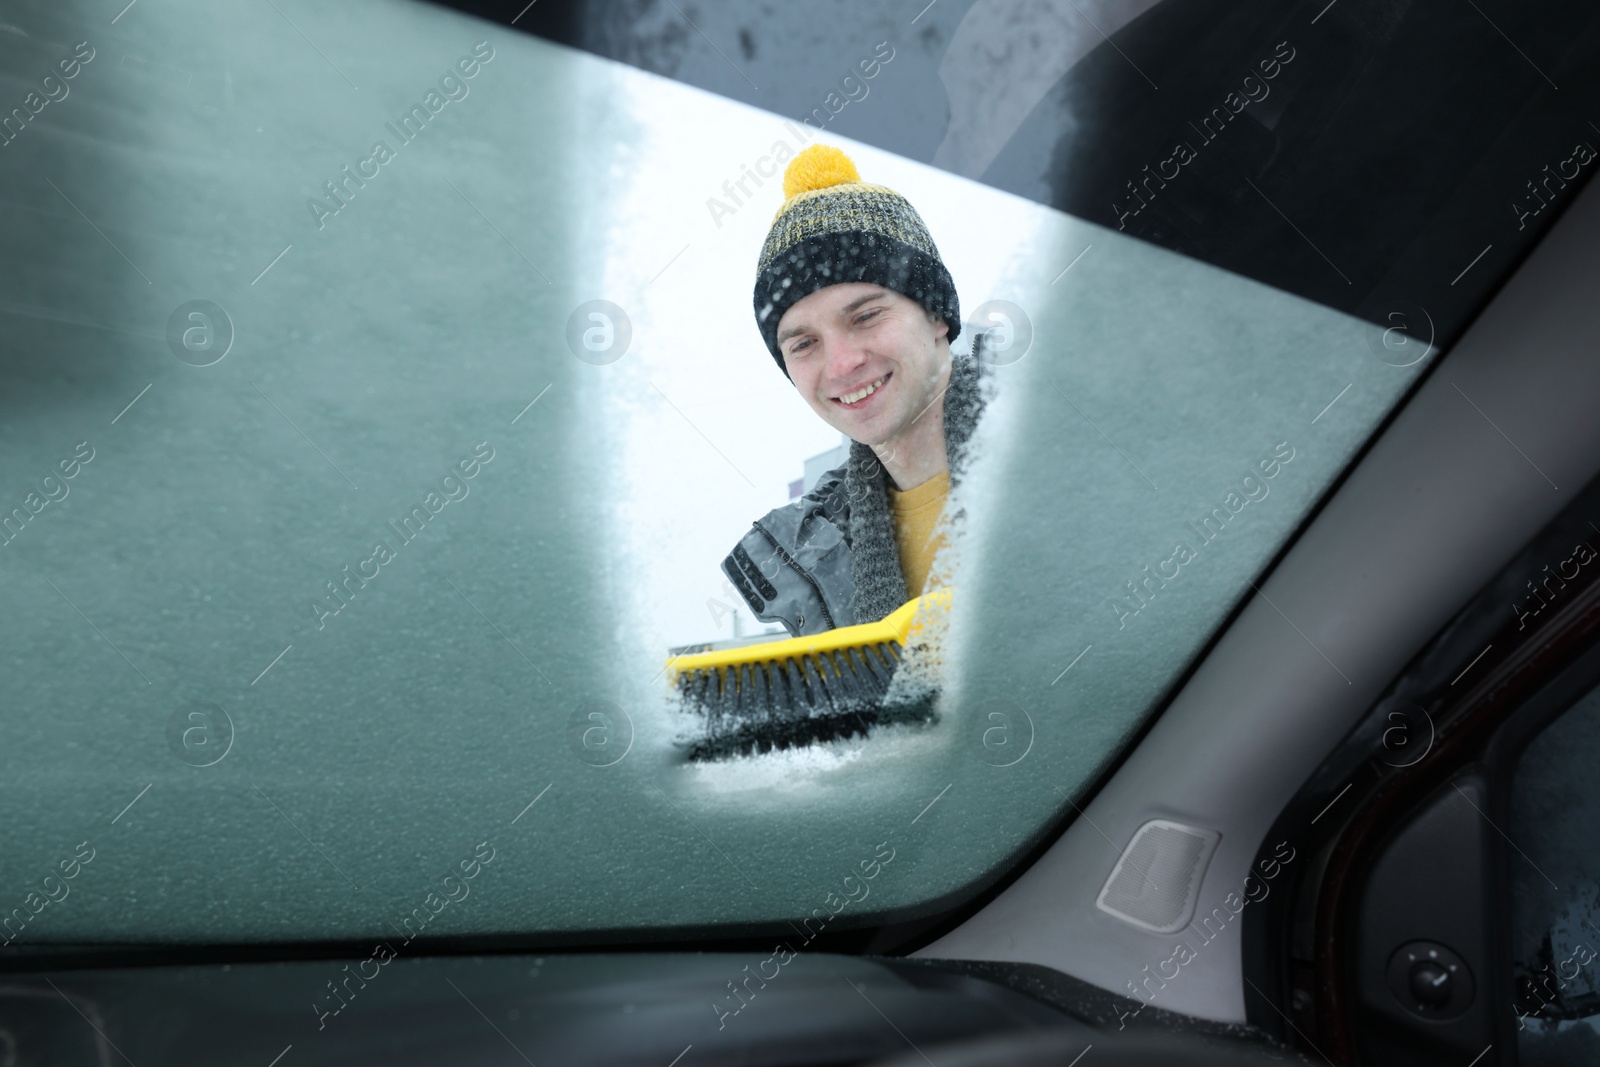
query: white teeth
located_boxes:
[839,375,887,404]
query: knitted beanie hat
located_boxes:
[753,145,961,381]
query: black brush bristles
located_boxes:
[673,638,936,762]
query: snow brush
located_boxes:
[668,589,951,761]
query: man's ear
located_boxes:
[930,310,950,341]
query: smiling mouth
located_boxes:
[834,373,890,408]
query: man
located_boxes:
[721,144,991,637]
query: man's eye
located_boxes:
[857,309,881,324]
[789,339,812,355]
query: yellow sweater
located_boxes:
[888,469,950,597]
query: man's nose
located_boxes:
[823,332,867,381]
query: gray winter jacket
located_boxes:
[721,339,992,637]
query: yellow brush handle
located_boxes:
[666,588,952,678]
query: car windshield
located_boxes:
[2,0,1597,953]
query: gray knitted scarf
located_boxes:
[841,339,991,624]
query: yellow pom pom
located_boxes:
[783,144,861,200]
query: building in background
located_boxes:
[791,435,850,499]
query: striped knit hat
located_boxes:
[753,145,961,380]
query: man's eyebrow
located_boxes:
[777,288,891,346]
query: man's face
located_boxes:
[776,282,951,451]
